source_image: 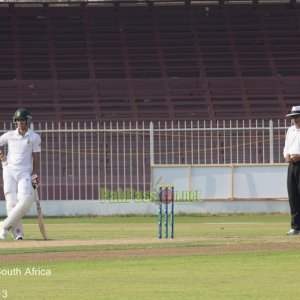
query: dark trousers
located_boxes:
[287,162,300,230]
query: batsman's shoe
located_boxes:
[0,222,7,240]
[286,229,300,235]
[11,225,24,240]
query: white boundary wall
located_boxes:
[0,164,290,216]
[151,164,288,200]
[0,199,290,217]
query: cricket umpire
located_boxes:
[0,108,41,240]
[284,105,300,235]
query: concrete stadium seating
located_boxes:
[0,1,299,122]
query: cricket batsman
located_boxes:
[0,108,41,240]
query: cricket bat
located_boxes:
[34,188,48,240]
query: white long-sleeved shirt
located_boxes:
[283,125,300,157]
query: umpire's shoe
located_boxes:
[0,222,7,240]
[286,229,300,235]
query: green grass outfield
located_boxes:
[1,214,300,300]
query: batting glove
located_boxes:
[31,173,40,187]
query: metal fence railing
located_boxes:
[150,119,289,165]
[0,119,290,201]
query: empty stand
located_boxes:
[0,1,299,122]
[0,1,299,200]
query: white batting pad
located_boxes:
[2,195,34,230]
[5,192,24,238]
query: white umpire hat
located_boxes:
[286,106,300,117]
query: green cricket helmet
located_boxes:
[13,108,32,123]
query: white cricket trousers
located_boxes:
[2,166,34,231]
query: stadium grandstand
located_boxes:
[0,0,299,122]
[0,0,298,205]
